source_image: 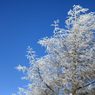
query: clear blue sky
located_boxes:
[0,0,95,95]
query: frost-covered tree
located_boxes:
[14,5,95,95]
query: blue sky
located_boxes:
[0,0,95,95]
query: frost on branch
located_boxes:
[14,5,95,95]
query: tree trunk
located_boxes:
[72,90,77,95]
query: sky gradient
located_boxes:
[0,0,95,95]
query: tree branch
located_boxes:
[77,87,95,95]
[37,67,58,95]
[77,81,95,91]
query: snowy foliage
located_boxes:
[14,5,95,95]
